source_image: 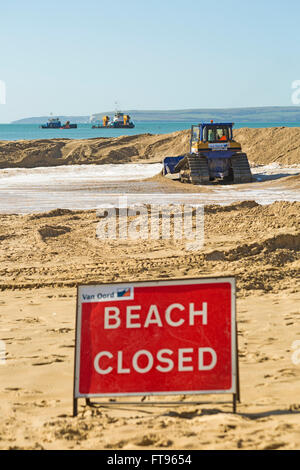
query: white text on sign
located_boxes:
[104,302,208,329]
[94,348,217,375]
[94,302,214,376]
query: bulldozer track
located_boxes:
[175,153,210,185]
[231,153,252,183]
[188,154,210,184]
[172,151,252,185]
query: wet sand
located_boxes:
[0,163,299,213]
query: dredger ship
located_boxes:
[92,112,135,129]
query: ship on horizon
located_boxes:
[92,111,135,129]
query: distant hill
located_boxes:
[11,106,300,124]
[11,115,90,124]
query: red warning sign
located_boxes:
[74,277,237,402]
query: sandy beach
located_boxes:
[0,129,299,450]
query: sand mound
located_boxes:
[0,131,190,168]
[1,127,299,169]
[234,127,300,165]
[30,208,74,220]
[276,173,300,188]
[38,225,71,241]
[204,232,299,261]
[206,200,260,213]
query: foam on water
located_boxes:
[0,164,162,187]
[0,163,299,213]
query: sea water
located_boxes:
[1,121,300,141]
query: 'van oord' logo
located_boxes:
[117,288,132,298]
[81,286,134,302]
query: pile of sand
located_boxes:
[0,132,189,168]
[272,173,300,189]
[234,127,300,166]
[1,127,300,168]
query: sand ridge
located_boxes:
[1,126,300,168]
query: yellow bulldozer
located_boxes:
[163,121,252,184]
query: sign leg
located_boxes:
[233,394,237,414]
[73,398,78,417]
[235,320,241,403]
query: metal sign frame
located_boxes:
[73,277,240,416]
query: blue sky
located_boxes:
[0,0,299,122]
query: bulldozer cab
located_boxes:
[191,123,234,146]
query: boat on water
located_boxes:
[92,112,135,129]
[40,118,77,129]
